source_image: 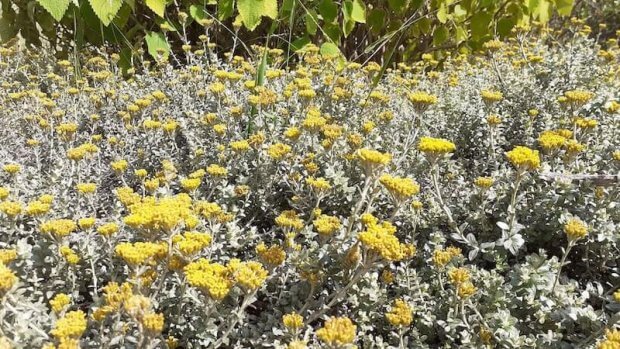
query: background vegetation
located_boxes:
[1,0,582,69]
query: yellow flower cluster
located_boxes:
[480,89,503,102]
[316,317,356,346]
[229,259,269,290]
[184,259,233,300]
[181,178,201,191]
[97,222,119,236]
[474,176,494,189]
[142,313,165,333]
[432,247,462,268]
[185,258,269,298]
[50,310,87,341]
[448,267,476,298]
[2,164,21,174]
[417,137,456,155]
[275,210,304,231]
[50,293,71,313]
[358,221,415,261]
[0,263,17,293]
[76,183,97,194]
[407,91,438,106]
[538,131,567,151]
[26,200,52,216]
[124,194,197,233]
[268,143,292,160]
[386,298,413,327]
[115,242,168,266]
[564,90,594,105]
[282,312,304,331]
[256,243,286,266]
[0,201,22,218]
[379,174,420,201]
[60,246,80,265]
[207,164,228,177]
[306,177,332,191]
[486,114,502,126]
[40,219,77,238]
[357,148,391,169]
[574,117,598,129]
[313,214,341,237]
[0,249,17,264]
[564,218,588,241]
[597,329,620,349]
[173,231,212,256]
[302,108,327,131]
[505,146,541,171]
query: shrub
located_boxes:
[0,24,618,348]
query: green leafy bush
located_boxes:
[2,0,576,66]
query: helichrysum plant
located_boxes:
[0,22,618,349]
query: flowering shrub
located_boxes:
[0,27,618,349]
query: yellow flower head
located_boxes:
[564,218,588,241]
[538,131,567,151]
[256,242,286,266]
[316,317,356,346]
[275,210,304,231]
[40,219,77,238]
[386,299,413,327]
[50,310,87,339]
[184,259,233,300]
[313,214,341,237]
[357,148,391,170]
[506,146,540,171]
[480,89,503,103]
[474,176,494,189]
[282,312,304,331]
[267,143,292,160]
[306,177,331,191]
[417,137,456,155]
[0,263,17,293]
[358,221,411,261]
[379,174,420,200]
[50,293,71,313]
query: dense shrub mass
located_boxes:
[0,26,619,349]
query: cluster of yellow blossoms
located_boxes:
[316,317,356,346]
[184,258,268,300]
[358,219,415,261]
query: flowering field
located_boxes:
[0,25,619,349]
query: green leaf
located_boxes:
[437,3,448,23]
[145,0,167,17]
[532,0,551,22]
[290,36,311,51]
[387,0,406,12]
[218,0,235,20]
[323,22,341,43]
[36,0,70,21]
[237,0,278,31]
[497,17,515,37]
[343,0,366,23]
[555,0,573,16]
[417,17,431,34]
[319,42,341,58]
[145,31,170,59]
[343,18,355,37]
[367,9,385,34]
[305,10,318,35]
[470,12,492,39]
[433,26,449,45]
[455,26,467,43]
[88,0,123,26]
[318,0,338,23]
[190,4,206,21]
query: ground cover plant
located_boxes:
[0,20,619,349]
